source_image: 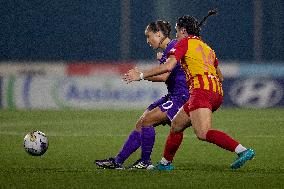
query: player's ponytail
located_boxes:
[177,8,218,37]
[197,8,218,28]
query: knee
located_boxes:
[135,123,142,131]
[171,118,188,133]
[194,131,207,141]
[170,122,181,134]
[140,115,152,127]
[140,117,146,126]
[170,126,177,133]
[135,111,153,131]
[135,118,144,131]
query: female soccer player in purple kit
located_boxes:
[95,20,189,169]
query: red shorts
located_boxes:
[183,88,223,115]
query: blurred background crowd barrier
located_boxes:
[1,1,283,109]
[1,62,283,109]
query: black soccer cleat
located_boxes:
[128,159,155,170]
[95,157,124,169]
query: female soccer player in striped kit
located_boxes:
[95,20,189,169]
[123,9,255,170]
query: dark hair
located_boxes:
[176,9,218,36]
[146,20,171,37]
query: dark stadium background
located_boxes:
[0,1,283,189]
[1,0,283,61]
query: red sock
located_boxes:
[206,130,239,152]
[163,131,183,161]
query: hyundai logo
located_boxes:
[229,78,283,108]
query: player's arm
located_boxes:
[216,66,223,82]
[214,58,223,82]
[143,56,176,78]
[145,52,170,82]
[144,72,170,82]
[123,56,177,83]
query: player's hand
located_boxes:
[122,67,141,84]
[156,52,163,60]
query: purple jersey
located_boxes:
[147,40,189,122]
[160,40,189,98]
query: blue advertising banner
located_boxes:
[2,75,168,109]
[1,75,284,109]
[222,77,284,108]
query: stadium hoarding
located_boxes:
[0,62,66,76]
[222,77,284,108]
[2,75,284,109]
[2,75,167,109]
[1,62,284,109]
[66,62,135,76]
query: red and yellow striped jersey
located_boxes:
[170,35,223,95]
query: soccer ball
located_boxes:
[23,131,48,156]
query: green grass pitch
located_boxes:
[0,108,283,188]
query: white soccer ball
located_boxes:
[23,131,48,156]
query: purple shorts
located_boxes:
[147,94,188,122]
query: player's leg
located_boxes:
[186,89,255,169]
[190,108,255,169]
[155,107,191,170]
[162,107,190,163]
[134,107,168,168]
[95,110,148,169]
[171,107,191,133]
[113,110,148,165]
[133,96,190,170]
[191,108,242,151]
[96,96,170,169]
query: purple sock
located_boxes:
[115,130,141,164]
[141,126,155,163]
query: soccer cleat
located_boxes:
[95,157,124,169]
[129,159,155,170]
[231,148,255,170]
[154,162,174,171]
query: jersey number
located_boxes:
[196,44,215,72]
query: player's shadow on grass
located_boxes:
[176,162,283,174]
[176,162,228,172]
